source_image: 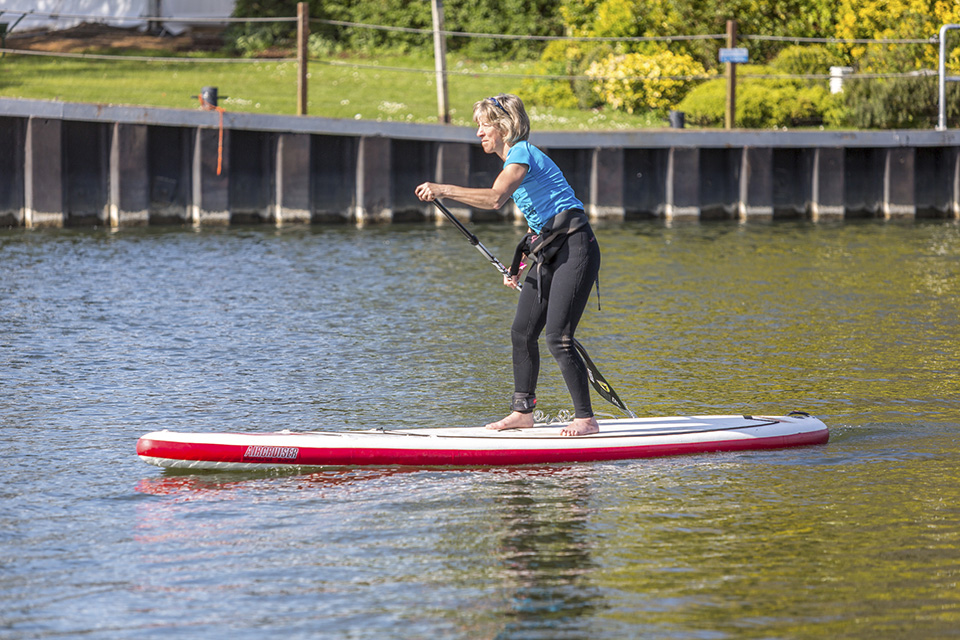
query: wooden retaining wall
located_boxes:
[1,97,959,228]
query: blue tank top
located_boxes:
[504,141,584,233]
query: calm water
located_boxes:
[2,220,959,639]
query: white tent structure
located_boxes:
[0,1,237,36]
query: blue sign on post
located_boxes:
[719,47,749,64]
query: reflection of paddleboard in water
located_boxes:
[137,412,828,471]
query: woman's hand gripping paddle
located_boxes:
[431,199,635,418]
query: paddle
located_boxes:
[431,199,635,418]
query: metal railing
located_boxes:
[938,24,960,131]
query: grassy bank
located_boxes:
[0,51,664,130]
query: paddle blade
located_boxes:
[573,339,635,418]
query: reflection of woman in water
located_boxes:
[415,94,601,436]
[493,470,599,634]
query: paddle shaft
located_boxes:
[432,200,516,286]
[431,199,635,418]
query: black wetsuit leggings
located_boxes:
[511,225,601,418]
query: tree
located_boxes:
[834,0,960,71]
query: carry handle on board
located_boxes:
[431,199,635,418]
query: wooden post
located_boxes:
[24,117,65,228]
[431,0,450,124]
[297,2,309,116]
[147,0,161,33]
[725,20,737,130]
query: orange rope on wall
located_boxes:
[198,95,226,176]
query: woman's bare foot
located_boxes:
[485,411,536,431]
[560,417,599,436]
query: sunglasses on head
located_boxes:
[487,96,508,114]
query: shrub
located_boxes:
[678,66,839,128]
[772,44,845,76]
[228,0,335,55]
[738,81,832,128]
[839,75,960,129]
[586,49,710,115]
[229,0,563,59]
[522,41,612,109]
[676,78,725,126]
[232,23,291,57]
[445,0,563,59]
[521,78,581,110]
[833,40,960,128]
[307,33,343,58]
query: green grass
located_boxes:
[0,50,665,130]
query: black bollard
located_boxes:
[200,86,218,107]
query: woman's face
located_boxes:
[476,118,505,155]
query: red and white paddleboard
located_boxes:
[136,412,828,470]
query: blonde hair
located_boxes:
[472,94,530,146]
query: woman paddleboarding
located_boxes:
[415,94,601,436]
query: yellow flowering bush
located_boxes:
[835,0,960,70]
[586,49,712,115]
